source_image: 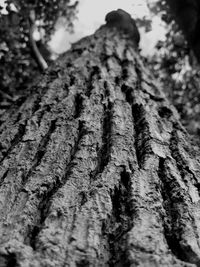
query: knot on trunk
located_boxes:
[105,9,140,46]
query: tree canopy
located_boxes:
[141,0,200,141]
[0,0,78,108]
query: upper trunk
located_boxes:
[0,9,200,267]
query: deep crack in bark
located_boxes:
[74,93,84,119]
[107,166,133,267]
[0,252,18,267]
[28,120,87,250]
[158,157,185,261]
[90,100,113,182]
[132,104,152,168]
[21,119,57,185]
[86,65,101,97]
[169,126,197,185]
[158,157,200,265]
[0,122,26,163]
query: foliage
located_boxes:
[145,0,200,138]
[0,0,78,109]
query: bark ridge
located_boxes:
[0,11,200,267]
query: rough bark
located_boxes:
[1,10,200,267]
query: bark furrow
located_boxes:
[0,19,200,267]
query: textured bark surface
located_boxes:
[1,16,200,267]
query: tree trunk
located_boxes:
[1,10,200,267]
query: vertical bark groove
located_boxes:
[99,101,113,173]
[108,166,133,267]
[74,94,84,119]
[25,117,87,251]
[86,65,101,97]
[170,127,197,185]
[0,19,200,267]
[22,119,57,185]
[0,122,26,163]
[158,157,185,261]
[132,104,152,169]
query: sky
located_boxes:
[49,0,167,56]
[0,0,166,56]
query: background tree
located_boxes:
[0,0,78,110]
[1,9,200,266]
[165,0,200,62]
[144,0,200,142]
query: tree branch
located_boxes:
[28,10,48,72]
